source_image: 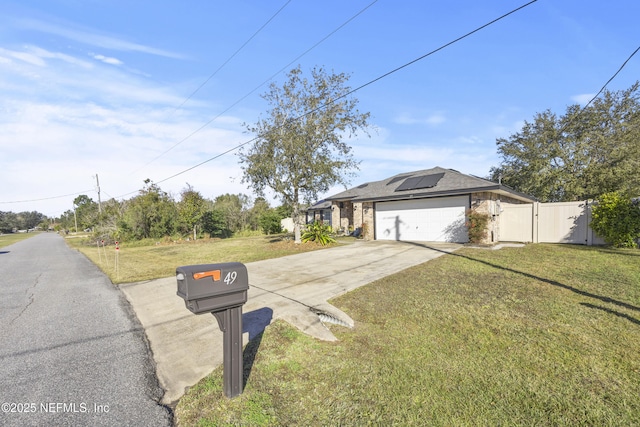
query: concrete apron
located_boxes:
[119,240,460,406]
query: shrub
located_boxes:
[466,208,491,244]
[259,210,283,235]
[590,192,640,248]
[301,221,336,245]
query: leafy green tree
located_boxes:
[275,204,293,219]
[0,211,47,232]
[201,209,230,238]
[57,209,75,231]
[590,192,640,248]
[0,211,15,232]
[240,66,371,243]
[96,198,126,238]
[178,185,207,240]
[73,195,99,230]
[20,211,46,229]
[120,180,178,240]
[491,82,640,202]
[213,193,251,233]
[258,209,283,235]
[248,197,271,231]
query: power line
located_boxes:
[133,0,380,175]
[557,44,640,135]
[147,0,538,186]
[580,45,640,111]
[176,0,293,112]
[132,0,293,174]
[3,1,538,206]
[0,189,95,205]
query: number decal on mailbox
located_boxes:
[224,271,237,285]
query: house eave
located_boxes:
[327,186,536,204]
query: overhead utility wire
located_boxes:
[151,0,538,186]
[176,0,293,111]
[136,0,379,178]
[134,0,292,173]
[152,0,380,186]
[580,45,640,111]
[322,0,539,111]
[555,44,640,135]
[0,1,390,206]
[0,189,95,205]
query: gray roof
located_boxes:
[326,166,536,203]
[307,199,332,211]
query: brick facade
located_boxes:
[331,202,354,234]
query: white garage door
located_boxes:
[375,196,469,242]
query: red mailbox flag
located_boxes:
[193,270,221,281]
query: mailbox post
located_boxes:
[176,262,249,398]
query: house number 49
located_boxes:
[224,271,237,285]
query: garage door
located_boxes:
[375,196,469,242]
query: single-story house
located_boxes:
[306,200,332,225]
[324,166,536,243]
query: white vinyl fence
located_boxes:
[499,201,605,245]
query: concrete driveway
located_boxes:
[119,240,460,405]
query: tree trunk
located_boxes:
[294,222,301,244]
[293,188,302,244]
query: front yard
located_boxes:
[176,244,640,426]
[67,234,331,284]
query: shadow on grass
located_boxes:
[580,303,640,326]
[569,244,640,257]
[408,242,640,315]
[242,307,273,389]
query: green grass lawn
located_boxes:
[0,231,39,248]
[67,234,338,284]
[175,244,640,426]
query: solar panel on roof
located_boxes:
[395,172,444,191]
[387,174,414,185]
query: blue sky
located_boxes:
[1,0,638,217]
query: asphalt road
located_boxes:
[0,233,172,426]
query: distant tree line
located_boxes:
[46,179,292,242]
[0,211,47,233]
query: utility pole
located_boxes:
[73,204,78,233]
[95,174,102,214]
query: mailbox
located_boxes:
[176,261,249,398]
[176,262,249,314]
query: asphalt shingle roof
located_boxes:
[326,166,535,202]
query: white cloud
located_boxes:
[17,18,185,59]
[28,45,94,68]
[92,54,123,66]
[0,43,250,216]
[0,44,189,106]
[571,93,595,105]
[394,112,446,126]
[0,47,46,66]
[454,135,484,145]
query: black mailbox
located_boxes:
[176,262,249,314]
[176,261,250,398]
